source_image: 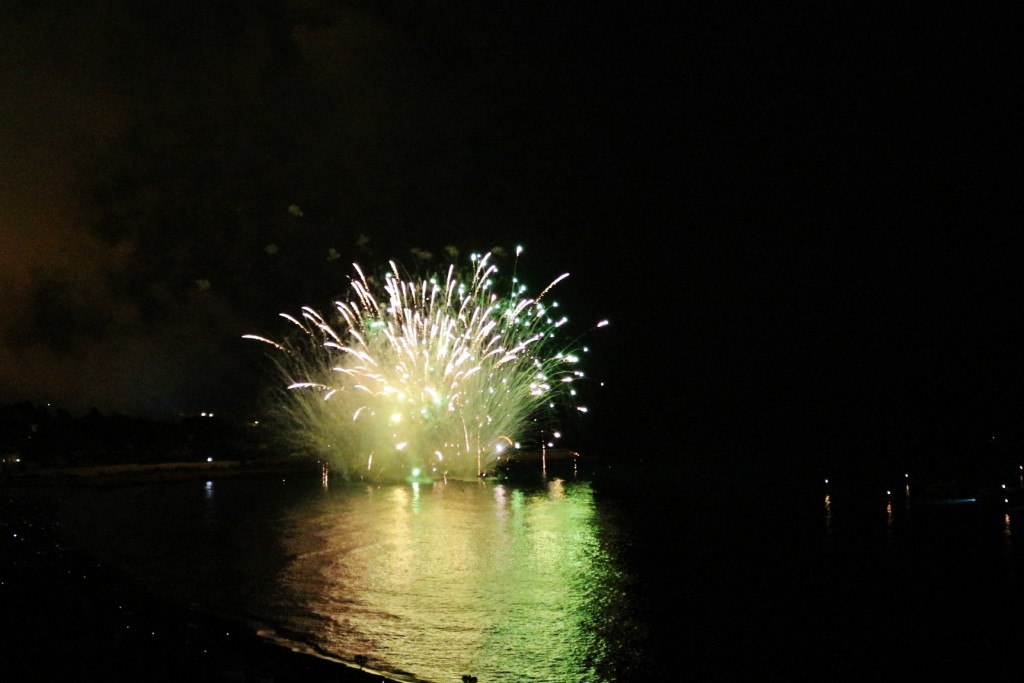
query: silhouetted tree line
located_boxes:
[0,402,265,469]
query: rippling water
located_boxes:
[55,462,1024,680]
[59,472,649,682]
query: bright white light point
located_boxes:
[553,431,561,438]
[207,457,213,463]
[597,320,609,327]
[516,245,523,255]
[577,406,588,412]
[390,413,402,424]
[396,442,407,450]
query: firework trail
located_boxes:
[246,248,605,482]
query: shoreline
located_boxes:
[1,480,406,682]
[0,456,325,488]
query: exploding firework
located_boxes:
[245,247,606,482]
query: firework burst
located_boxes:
[245,247,605,482]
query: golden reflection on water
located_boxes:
[272,478,620,682]
[1005,512,1013,556]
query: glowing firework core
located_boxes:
[246,250,600,482]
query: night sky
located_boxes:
[2,3,1021,473]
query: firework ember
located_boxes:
[246,247,605,482]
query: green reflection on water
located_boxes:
[275,477,632,682]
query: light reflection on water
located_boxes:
[269,478,626,682]
[53,464,1024,680]
[60,474,642,683]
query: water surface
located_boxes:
[60,472,647,682]
[56,462,1024,680]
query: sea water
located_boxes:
[55,462,1024,680]
[58,471,650,682]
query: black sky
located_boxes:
[2,2,1022,471]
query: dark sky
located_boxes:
[2,2,1022,470]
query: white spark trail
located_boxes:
[246,248,604,482]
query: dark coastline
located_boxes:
[1,465,401,683]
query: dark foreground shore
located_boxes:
[1,478,399,683]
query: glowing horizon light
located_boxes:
[245,248,605,482]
